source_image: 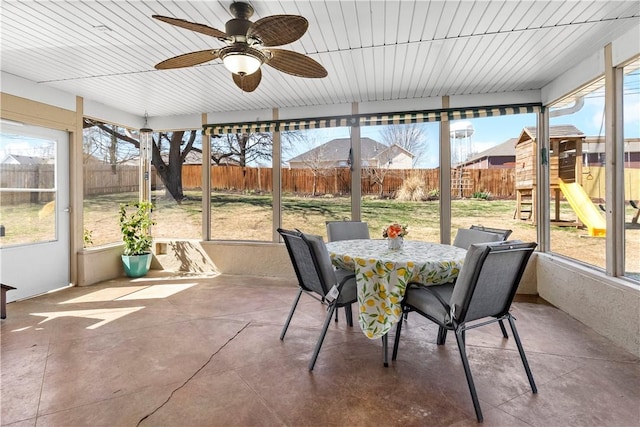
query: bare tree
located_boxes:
[363,147,394,198]
[210,133,272,167]
[153,131,196,201]
[297,135,334,196]
[84,119,302,202]
[82,122,138,167]
[85,120,196,202]
[379,123,428,166]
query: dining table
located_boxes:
[326,239,467,341]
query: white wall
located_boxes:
[78,240,294,286]
[537,254,640,357]
[0,72,76,112]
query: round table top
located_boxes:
[326,239,467,267]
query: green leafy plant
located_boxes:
[472,191,491,200]
[119,201,155,256]
[83,228,94,247]
[426,188,440,201]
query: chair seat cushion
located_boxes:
[404,283,455,325]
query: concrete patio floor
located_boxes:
[1,271,639,426]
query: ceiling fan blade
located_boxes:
[152,15,228,40]
[266,49,327,78]
[232,69,262,92]
[155,50,219,70]
[248,15,308,47]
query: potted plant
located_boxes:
[119,201,155,277]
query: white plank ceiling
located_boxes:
[1,1,638,118]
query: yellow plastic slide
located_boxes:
[558,179,606,237]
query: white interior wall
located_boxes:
[0,72,76,112]
[537,255,640,357]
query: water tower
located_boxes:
[450,121,474,198]
[449,121,474,164]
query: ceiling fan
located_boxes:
[152,1,327,92]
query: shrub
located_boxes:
[396,175,426,201]
[472,190,491,200]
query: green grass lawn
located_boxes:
[2,190,638,278]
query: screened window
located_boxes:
[548,78,607,269]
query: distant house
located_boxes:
[1,154,52,165]
[287,137,414,169]
[455,138,518,169]
[582,137,640,168]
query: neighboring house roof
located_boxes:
[456,138,517,167]
[287,137,414,165]
[518,124,584,144]
[1,154,51,165]
[287,137,382,164]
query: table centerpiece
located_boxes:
[382,223,408,250]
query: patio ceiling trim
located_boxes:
[203,103,541,135]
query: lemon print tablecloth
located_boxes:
[326,239,467,339]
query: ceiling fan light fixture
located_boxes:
[220,46,264,76]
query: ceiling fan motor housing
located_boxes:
[226,19,252,39]
[229,2,254,20]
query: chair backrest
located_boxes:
[449,241,537,324]
[278,228,336,297]
[326,221,370,242]
[453,228,502,249]
[470,225,512,240]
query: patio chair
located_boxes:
[392,240,538,422]
[325,220,369,322]
[469,224,512,240]
[453,227,502,250]
[326,220,370,241]
[278,228,358,371]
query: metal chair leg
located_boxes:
[309,303,337,371]
[455,329,483,423]
[280,288,303,340]
[345,304,353,327]
[436,326,448,345]
[382,333,389,367]
[392,313,405,361]
[507,315,537,393]
[499,319,509,338]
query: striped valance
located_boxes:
[360,111,444,126]
[205,122,276,135]
[203,103,541,135]
[203,115,357,135]
[277,116,357,131]
[446,105,540,120]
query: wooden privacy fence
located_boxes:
[82,164,141,196]
[0,164,55,204]
[183,165,517,198]
[1,164,518,205]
